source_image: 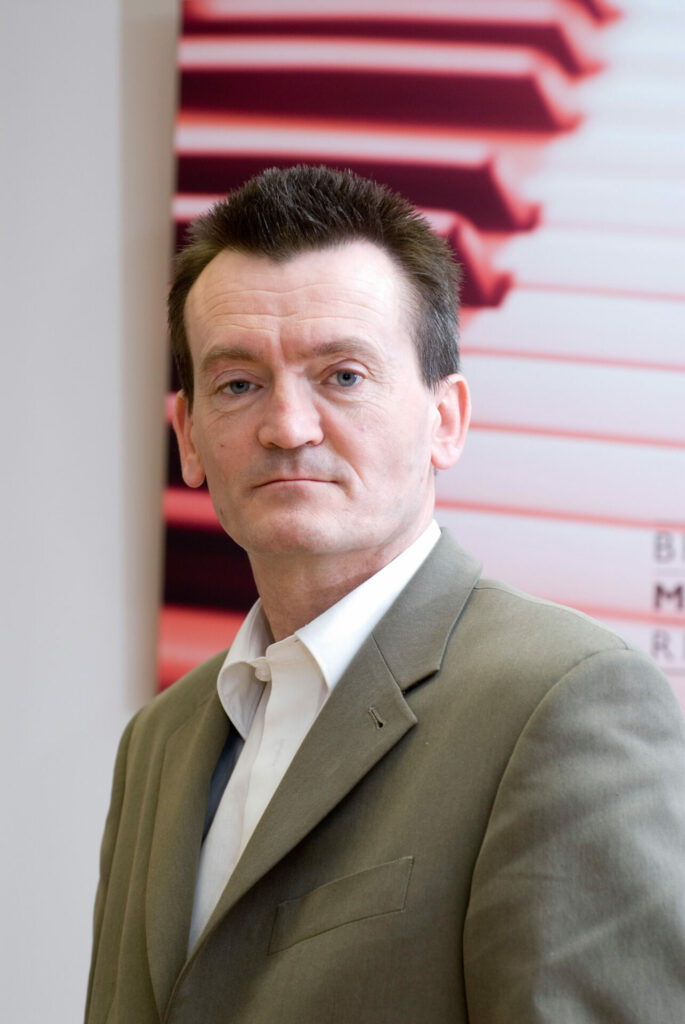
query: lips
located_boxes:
[255,476,330,487]
[251,464,337,488]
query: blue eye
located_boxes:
[335,370,361,387]
[225,380,252,395]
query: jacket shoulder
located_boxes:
[458,575,664,695]
[132,648,229,740]
[475,575,629,650]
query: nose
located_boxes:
[256,379,324,450]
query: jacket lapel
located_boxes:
[195,531,482,945]
[146,673,231,1015]
[200,635,416,936]
[374,530,482,694]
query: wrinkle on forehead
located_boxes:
[186,241,417,340]
[190,281,398,331]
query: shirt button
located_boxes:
[252,657,271,683]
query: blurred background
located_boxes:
[2,1,683,1020]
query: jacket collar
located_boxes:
[374,529,482,691]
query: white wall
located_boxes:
[0,2,178,1019]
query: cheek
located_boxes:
[365,436,423,489]
[197,426,241,473]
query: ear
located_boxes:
[430,374,471,470]
[172,391,206,488]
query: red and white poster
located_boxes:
[162,0,685,707]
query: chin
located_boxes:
[236,515,346,558]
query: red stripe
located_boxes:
[541,217,685,239]
[540,601,684,629]
[461,345,685,374]
[471,420,685,450]
[165,488,221,530]
[518,281,685,304]
[436,497,685,532]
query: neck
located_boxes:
[249,531,427,642]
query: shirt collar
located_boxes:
[296,520,440,689]
[216,601,272,739]
[217,521,440,730]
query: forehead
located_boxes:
[184,240,416,346]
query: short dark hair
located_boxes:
[168,165,461,404]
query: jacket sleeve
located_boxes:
[463,647,685,1023]
[84,712,139,1023]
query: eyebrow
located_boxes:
[198,338,379,378]
[199,345,258,378]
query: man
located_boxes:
[86,165,685,1024]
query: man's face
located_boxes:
[173,241,469,571]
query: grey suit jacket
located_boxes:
[85,533,685,1023]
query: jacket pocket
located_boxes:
[269,856,414,954]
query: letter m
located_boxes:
[654,584,684,611]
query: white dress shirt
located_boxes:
[187,520,440,951]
